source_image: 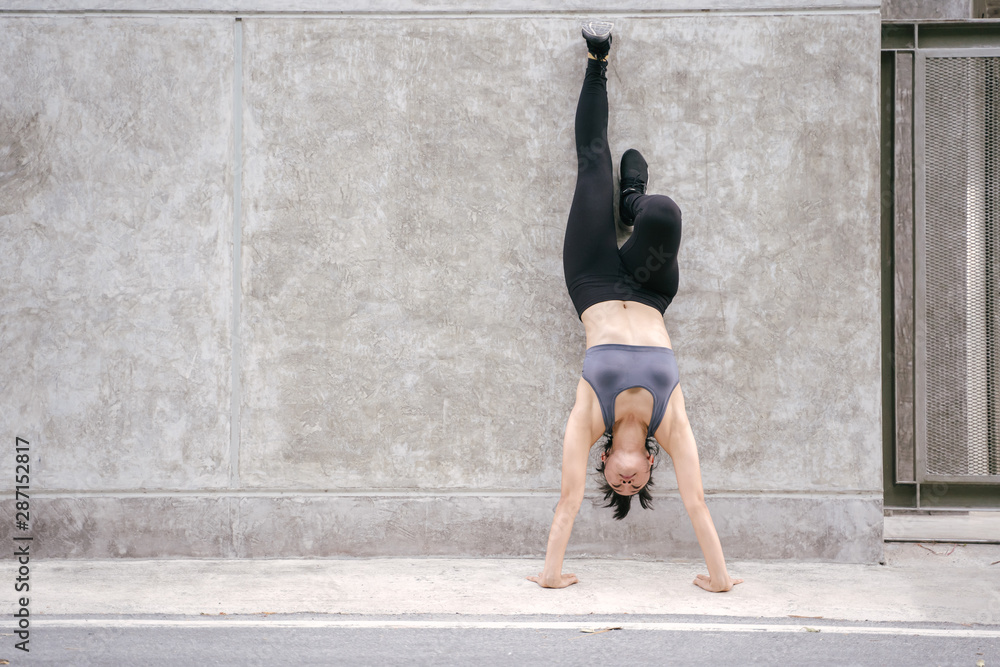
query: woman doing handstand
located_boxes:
[527,22,743,593]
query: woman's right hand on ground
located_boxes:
[526,572,579,589]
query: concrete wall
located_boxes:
[0,1,884,561]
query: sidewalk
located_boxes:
[15,542,1000,626]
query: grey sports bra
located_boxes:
[581,343,680,437]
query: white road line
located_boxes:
[30,619,1000,638]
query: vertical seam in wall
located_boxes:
[230,17,243,490]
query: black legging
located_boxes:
[562,58,682,320]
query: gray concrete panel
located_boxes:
[239,491,878,561]
[0,18,234,490]
[238,17,583,491]
[0,1,882,14]
[0,492,882,560]
[240,14,882,495]
[623,13,883,494]
[4,496,236,557]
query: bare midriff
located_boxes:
[579,300,673,350]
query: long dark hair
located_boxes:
[594,432,660,520]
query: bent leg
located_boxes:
[618,194,682,299]
[563,58,620,290]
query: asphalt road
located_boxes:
[5,614,999,667]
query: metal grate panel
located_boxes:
[922,55,1000,481]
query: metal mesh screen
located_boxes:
[923,56,1000,479]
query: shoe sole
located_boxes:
[618,150,647,231]
[621,148,648,175]
[581,20,614,41]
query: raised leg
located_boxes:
[618,193,682,299]
[562,58,621,293]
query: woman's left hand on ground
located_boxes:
[692,573,744,592]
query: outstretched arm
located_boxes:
[663,384,744,593]
[527,382,598,589]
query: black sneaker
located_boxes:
[619,148,648,227]
[581,20,613,60]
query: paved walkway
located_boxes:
[12,542,1000,626]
